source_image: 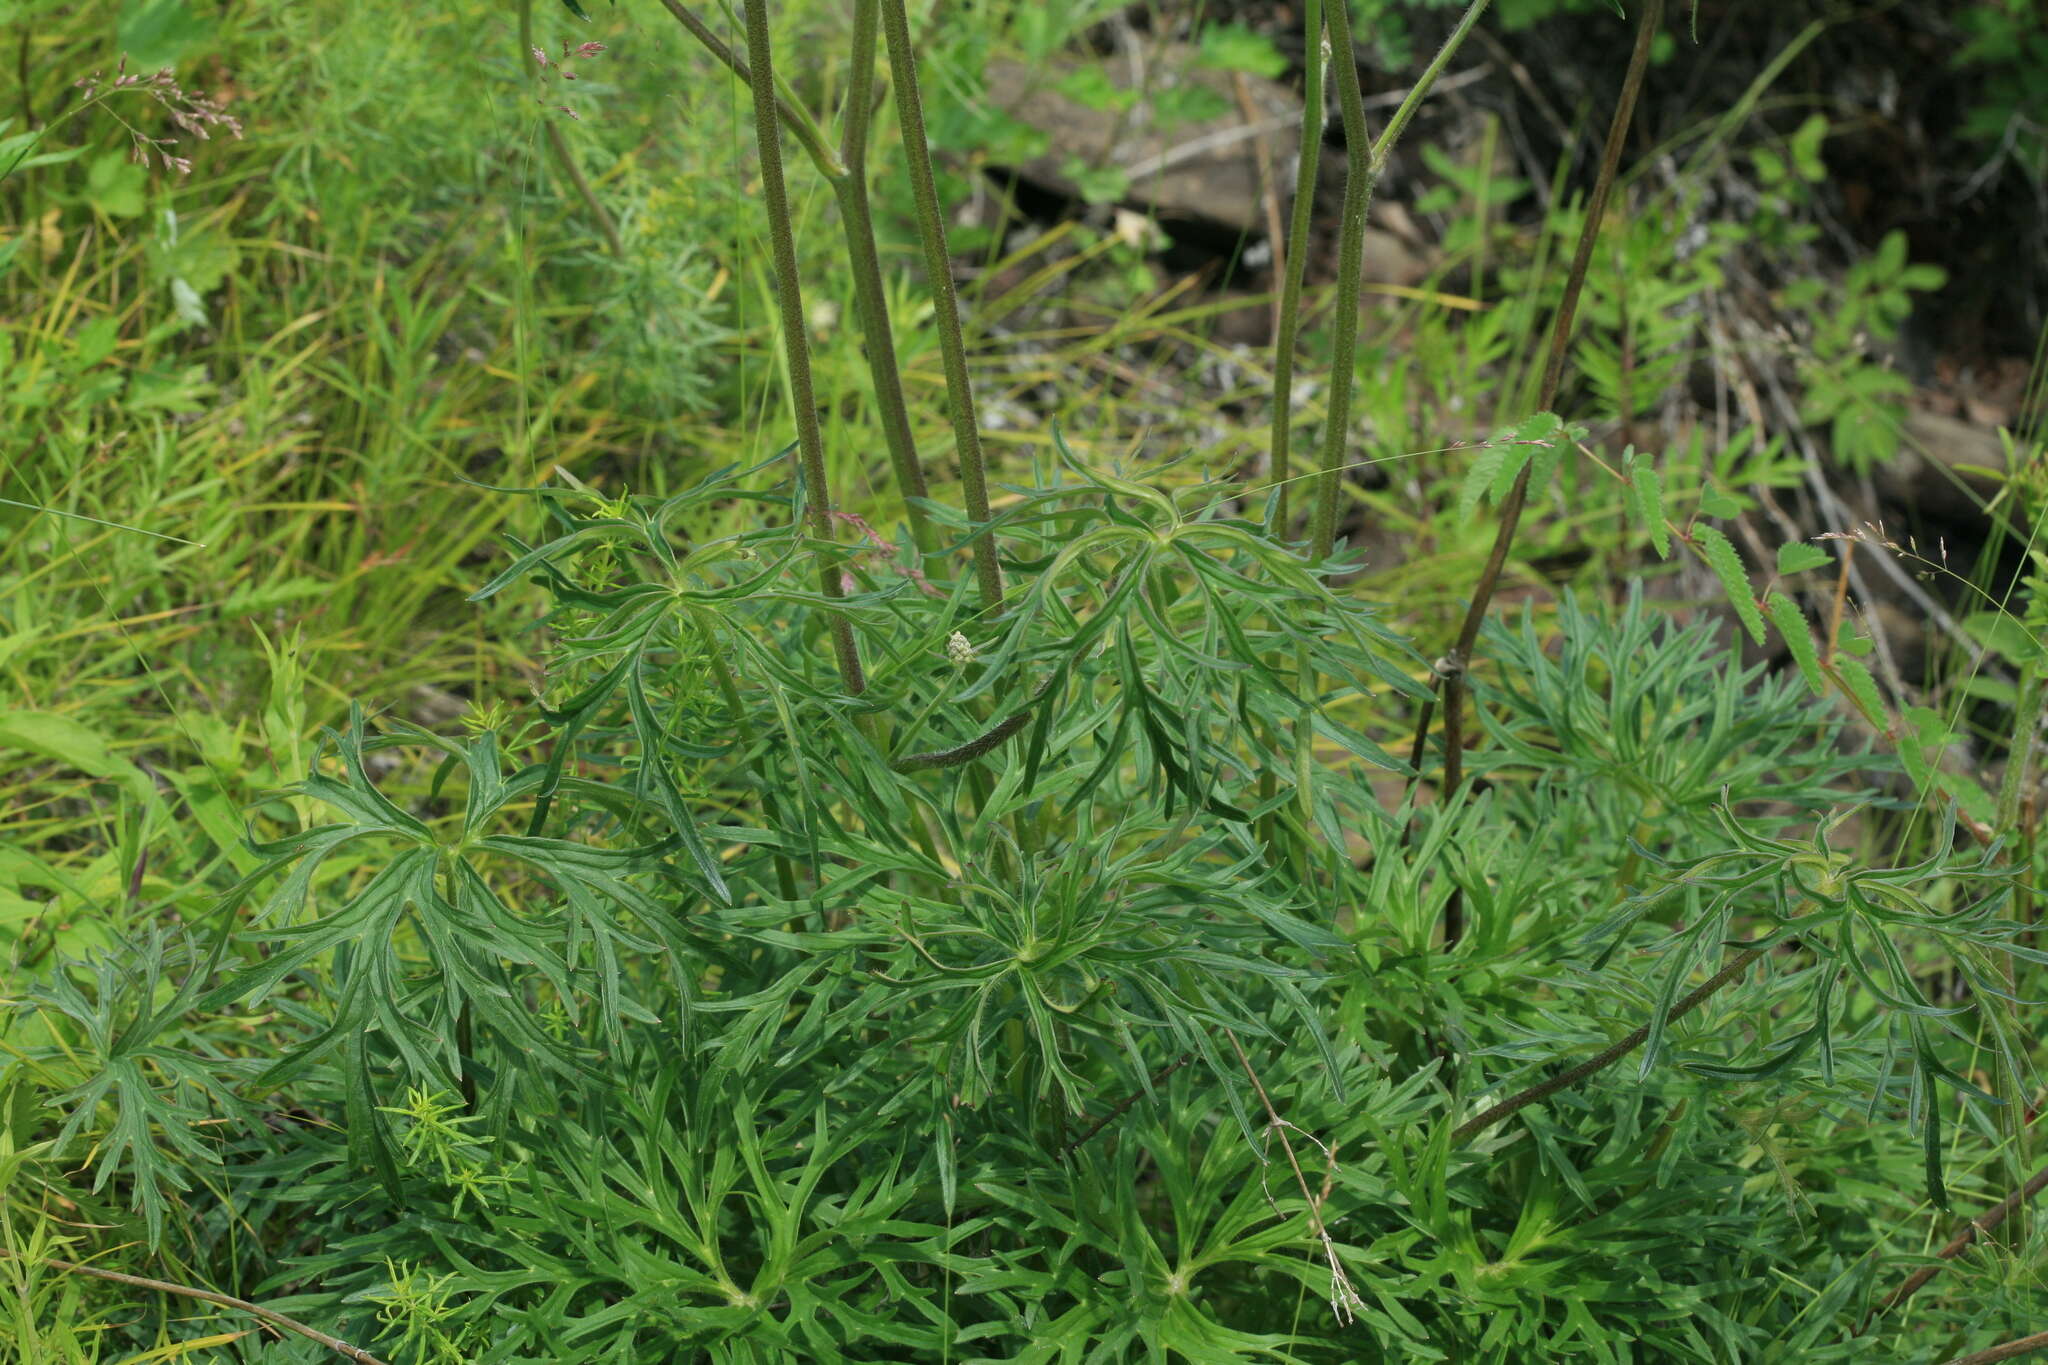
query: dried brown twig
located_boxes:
[1865,1159,2048,1327]
[1225,1031,1364,1325]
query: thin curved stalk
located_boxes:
[1419,0,1659,948]
[1940,1329,2048,1365]
[878,0,1005,612]
[1307,0,1493,562]
[34,1256,390,1364]
[836,0,937,557]
[1269,0,1324,533]
[1866,1159,2048,1325]
[742,0,864,694]
[1452,944,1762,1144]
[656,0,844,177]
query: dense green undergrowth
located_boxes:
[4,0,2046,1361]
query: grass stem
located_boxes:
[1306,0,1492,564]
[1269,0,1323,534]
[519,0,623,256]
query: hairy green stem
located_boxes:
[1452,943,1760,1145]
[741,0,864,694]
[1268,0,1324,533]
[889,675,1056,772]
[836,0,937,557]
[878,0,1005,611]
[1303,0,1371,565]
[656,0,938,562]
[1306,0,1492,562]
[1420,0,1660,947]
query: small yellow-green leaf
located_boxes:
[1699,484,1744,519]
[1459,443,1516,521]
[1776,542,1832,576]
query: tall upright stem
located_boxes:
[836,0,937,557]
[654,0,937,561]
[741,0,864,694]
[1306,0,1493,563]
[1304,0,1373,566]
[878,0,1005,612]
[1269,0,1324,533]
[1419,0,1658,947]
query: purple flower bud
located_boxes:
[574,42,606,57]
[531,46,549,67]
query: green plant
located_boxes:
[1787,230,1947,475]
[8,1,2048,1361]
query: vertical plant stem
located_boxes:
[741,0,864,695]
[1420,0,1660,947]
[1269,0,1323,533]
[1304,0,1372,566]
[1306,0,1493,563]
[834,0,937,558]
[519,0,624,256]
[1994,661,2043,1210]
[878,0,1004,612]
[655,0,940,560]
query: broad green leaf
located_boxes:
[1195,24,1287,78]
[117,0,216,69]
[0,710,156,805]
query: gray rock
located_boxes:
[984,47,1302,237]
